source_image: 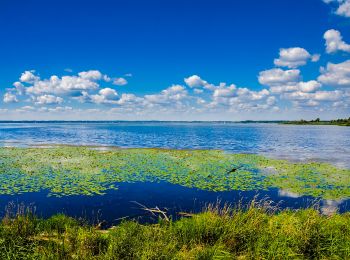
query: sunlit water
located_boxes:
[0,122,349,223]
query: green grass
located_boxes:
[0,146,349,199]
[1,203,350,259]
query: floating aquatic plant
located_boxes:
[0,146,349,199]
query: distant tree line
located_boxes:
[329,118,350,125]
[283,117,350,126]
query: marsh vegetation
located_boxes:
[0,146,349,199]
[1,202,350,259]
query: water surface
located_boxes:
[1,122,349,167]
[0,122,349,223]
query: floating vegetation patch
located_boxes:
[0,146,349,199]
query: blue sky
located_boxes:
[0,0,349,120]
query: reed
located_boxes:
[0,201,350,259]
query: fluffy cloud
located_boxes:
[113,77,128,86]
[313,90,344,100]
[337,0,350,16]
[2,66,348,119]
[298,81,322,92]
[323,0,350,17]
[99,88,118,99]
[184,75,215,90]
[116,93,143,106]
[28,75,98,95]
[257,43,350,110]
[274,47,320,68]
[269,80,322,94]
[324,29,350,53]
[284,90,343,102]
[81,88,119,105]
[266,96,276,106]
[35,95,64,105]
[12,70,127,99]
[9,70,116,97]
[100,85,191,115]
[144,85,188,105]
[318,60,350,87]
[20,70,39,83]
[184,75,274,112]
[260,48,349,109]
[207,80,273,112]
[258,68,301,86]
[2,70,131,108]
[78,70,103,80]
[3,93,18,103]
[184,75,206,87]
[235,88,270,101]
[213,85,236,97]
[13,81,25,95]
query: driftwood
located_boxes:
[131,201,170,221]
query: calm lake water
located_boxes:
[0,122,349,223]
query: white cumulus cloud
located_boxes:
[35,95,64,105]
[274,47,319,68]
[318,60,350,87]
[324,29,350,53]
[20,70,39,83]
[269,80,322,94]
[258,68,301,86]
[26,75,100,95]
[3,93,18,103]
[284,90,343,101]
[213,85,236,98]
[184,75,215,90]
[78,70,103,80]
[337,0,350,16]
[87,88,119,105]
[113,77,128,86]
[12,70,111,96]
[323,0,350,17]
[144,85,188,105]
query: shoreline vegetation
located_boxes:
[0,146,349,199]
[282,117,350,126]
[1,202,350,259]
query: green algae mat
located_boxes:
[0,146,349,199]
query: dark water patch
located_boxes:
[0,182,348,226]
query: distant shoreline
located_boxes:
[0,119,349,126]
[0,120,285,124]
[282,118,350,126]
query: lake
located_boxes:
[0,122,349,224]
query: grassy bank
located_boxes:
[2,203,350,259]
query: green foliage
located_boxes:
[1,206,350,259]
[0,146,349,199]
[283,117,350,126]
